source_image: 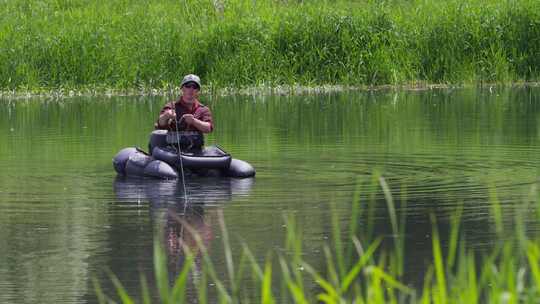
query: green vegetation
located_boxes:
[95,175,540,303]
[1,0,540,93]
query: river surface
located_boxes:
[1,88,539,303]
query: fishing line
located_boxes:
[172,102,190,241]
[174,110,189,206]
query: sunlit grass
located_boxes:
[95,175,540,303]
[1,0,540,92]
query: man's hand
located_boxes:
[181,114,195,125]
[158,109,176,127]
[162,109,175,118]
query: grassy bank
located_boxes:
[95,175,540,303]
[1,0,540,92]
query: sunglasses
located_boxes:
[183,83,199,89]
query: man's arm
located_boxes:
[183,106,213,133]
[181,114,212,133]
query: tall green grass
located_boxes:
[1,0,540,92]
[95,176,540,303]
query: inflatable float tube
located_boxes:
[113,131,256,179]
[151,145,255,178]
[113,147,178,179]
[151,146,231,169]
[149,130,255,178]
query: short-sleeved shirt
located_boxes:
[156,97,213,132]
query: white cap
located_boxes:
[180,74,201,89]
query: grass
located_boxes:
[95,175,540,303]
[1,0,540,93]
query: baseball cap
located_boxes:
[180,74,201,89]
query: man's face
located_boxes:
[182,82,199,102]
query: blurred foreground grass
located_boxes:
[95,174,540,303]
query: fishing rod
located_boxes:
[171,101,189,207]
[173,105,192,242]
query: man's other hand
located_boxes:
[181,114,195,125]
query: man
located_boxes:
[155,74,213,151]
[156,74,213,133]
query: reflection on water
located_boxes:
[113,176,254,207]
[113,176,254,297]
[161,205,210,284]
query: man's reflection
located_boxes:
[113,176,253,285]
[162,204,213,280]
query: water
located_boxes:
[1,88,539,303]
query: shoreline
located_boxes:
[1,81,539,100]
[2,0,539,100]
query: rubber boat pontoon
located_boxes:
[113,130,255,179]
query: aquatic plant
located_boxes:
[95,176,540,303]
[1,0,540,93]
